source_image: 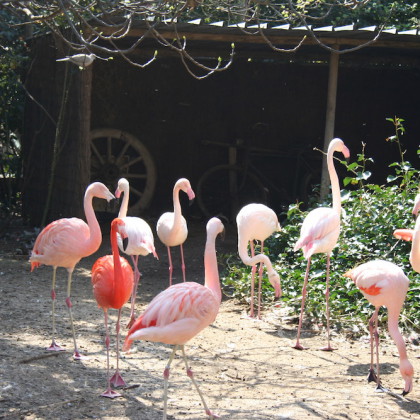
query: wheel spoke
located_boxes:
[130,185,144,198]
[107,136,112,161]
[116,141,130,165]
[91,142,105,165]
[125,173,147,179]
[120,156,144,170]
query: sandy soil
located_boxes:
[0,220,419,420]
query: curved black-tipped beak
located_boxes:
[122,237,129,251]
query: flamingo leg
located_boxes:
[101,310,121,398]
[180,345,219,419]
[167,246,173,286]
[249,241,257,318]
[321,253,335,351]
[65,269,85,360]
[163,345,179,420]
[180,244,186,282]
[46,267,65,352]
[111,308,127,388]
[293,257,311,350]
[127,255,140,328]
[368,308,385,392]
[257,241,264,319]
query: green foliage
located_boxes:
[222,118,420,335]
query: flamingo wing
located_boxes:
[119,216,157,257]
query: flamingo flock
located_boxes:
[27,139,417,418]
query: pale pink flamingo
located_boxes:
[92,218,134,398]
[236,203,281,319]
[30,182,115,359]
[123,217,224,420]
[156,178,195,286]
[394,192,420,272]
[115,178,158,328]
[344,260,414,396]
[293,138,350,351]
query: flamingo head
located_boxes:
[268,271,282,298]
[87,182,115,202]
[412,193,420,219]
[176,178,195,201]
[330,138,350,160]
[115,178,129,199]
[400,359,414,396]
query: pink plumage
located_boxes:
[293,138,350,351]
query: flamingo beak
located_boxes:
[122,237,129,251]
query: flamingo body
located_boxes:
[293,138,350,351]
[123,217,224,419]
[236,203,281,318]
[29,182,115,358]
[157,178,195,285]
[344,260,413,396]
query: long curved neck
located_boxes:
[83,188,102,255]
[172,184,182,225]
[410,217,420,272]
[387,306,409,365]
[328,148,341,214]
[118,186,129,218]
[238,238,275,275]
[111,223,122,287]
[204,231,221,303]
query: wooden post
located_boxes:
[320,50,339,200]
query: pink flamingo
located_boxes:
[293,138,350,351]
[394,192,420,272]
[236,203,282,319]
[30,182,115,359]
[156,178,195,286]
[92,218,134,398]
[123,217,224,420]
[115,178,158,328]
[344,260,414,396]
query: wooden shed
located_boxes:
[22,20,420,225]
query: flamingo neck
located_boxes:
[238,239,274,276]
[410,217,420,272]
[328,147,341,214]
[387,306,409,365]
[83,187,102,255]
[204,230,221,303]
[111,221,122,286]
[172,184,182,225]
[118,185,129,218]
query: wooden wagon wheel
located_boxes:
[90,128,156,214]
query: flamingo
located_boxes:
[91,218,134,398]
[344,260,414,396]
[394,192,420,272]
[30,182,115,359]
[115,178,158,328]
[123,217,224,420]
[156,178,195,286]
[293,138,350,351]
[236,203,282,319]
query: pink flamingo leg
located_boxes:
[181,346,219,419]
[256,240,265,320]
[127,255,140,328]
[101,310,121,398]
[65,270,86,360]
[110,308,127,388]
[180,244,186,282]
[167,246,174,286]
[367,307,384,392]
[249,241,257,318]
[293,257,311,350]
[321,254,335,351]
[46,267,65,352]
[163,345,179,420]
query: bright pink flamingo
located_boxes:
[236,203,281,319]
[115,178,158,328]
[293,138,350,351]
[92,218,134,398]
[344,260,413,396]
[394,192,420,272]
[30,182,115,359]
[156,178,195,286]
[123,217,224,420]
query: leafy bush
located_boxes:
[222,118,420,335]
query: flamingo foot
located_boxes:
[293,343,308,350]
[110,370,127,388]
[375,384,387,393]
[320,345,335,352]
[367,369,378,383]
[205,409,220,419]
[46,340,65,352]
[101,387,122,399]
[73,350,88,361]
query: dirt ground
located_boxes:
[0,219,419,420]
